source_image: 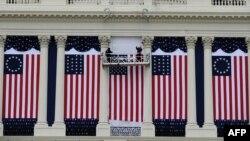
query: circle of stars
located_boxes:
[5,56,22,73]
[213,58,230,75]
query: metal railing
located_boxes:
[6,0,40,4]
[68,0,101,5]
[109,0,144,5]
[102,53,150,66]
[212,0,246,6]
[153,0,187,5]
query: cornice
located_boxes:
[0,12,250,23]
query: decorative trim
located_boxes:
[142,36,154,48]
[98,35,110,48]
[202,36,214,50]
[246,37,250,49]
[38,35,50,48]
[185,36,197,49]
[111,127,141,136]
[0,12,249,23]
[0,35,6,47]
[55,35,67,48]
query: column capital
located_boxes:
[246,37,250,49]
[38,35,50,48]
[0,35,6,46]
[185,36,197,49]
[98,36,110,48]
[55,35,67,48]
[142,36,154,48]
[202,36,214,49]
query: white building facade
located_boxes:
[0,0,250,140]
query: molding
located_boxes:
[0,12,250,23]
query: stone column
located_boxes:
[185,36,200,137]
[202,37,217,137]
[246,37,250,125]
[0,35,6,136]
[96,36,111,136]
[141,36,155,137]
[34,35,50,136]
[50,35,67,136]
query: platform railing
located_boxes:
[102,53,150,66]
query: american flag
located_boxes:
[212,54,249,121]
[109,56,144,123]
[3,53,40,119]
[152,53,187,120]
[64,54,100,119]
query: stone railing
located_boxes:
[153,0,187,5]
[68,0,101,5]
[2,0,249,6]
[212,0,246,6]
[109,0,144,5]
[6,0,40,4]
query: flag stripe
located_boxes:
[245,57,249,120]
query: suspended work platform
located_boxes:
[101,53,151,66]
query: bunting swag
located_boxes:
[152,37,187,136]
[212,37,249,137]
[64,36,100,136]
[2,36,40,136]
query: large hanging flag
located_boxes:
[109,62,144,124]
[152,37,187,120]
[212,38,249,121]
[2,36,40,119]
[64,36,100,119]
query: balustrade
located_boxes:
[68,0,101,5]
[212,0,246,6]
[109,0,144,5]
[6,0,40,4]
[153,0,187,5]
